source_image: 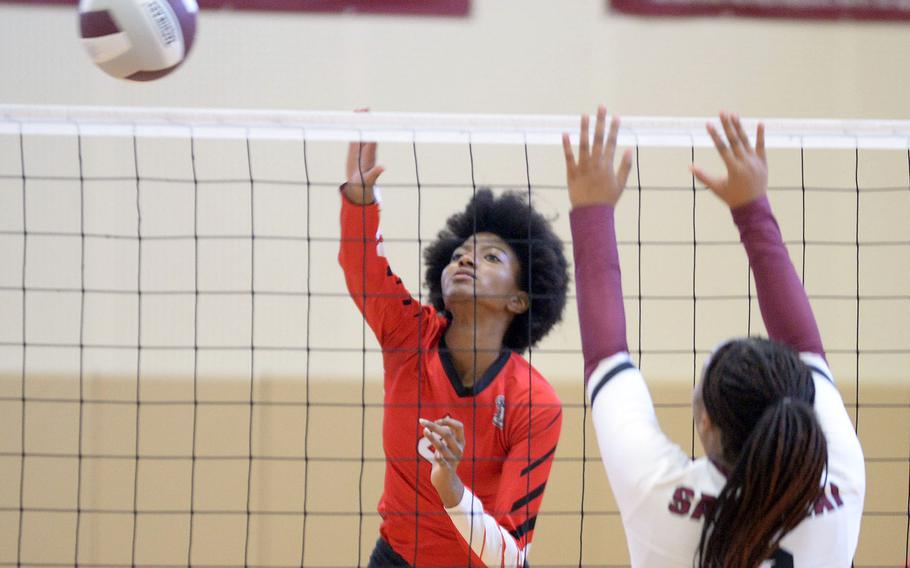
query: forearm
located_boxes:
[732,195,824,356]
[338,192,421,346]
[338,194,382,302]
[434,474,465,508]
[445,488,525,567]
[570,204,629,385]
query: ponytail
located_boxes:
[696,396,827,567]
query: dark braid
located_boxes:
[696,338,828,567]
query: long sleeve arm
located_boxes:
[446,489,525,568]
[573,203,692,514]
[338,191,427,349]
[732,195,825,357]
[570,204,628,385]
[445,400,562,567]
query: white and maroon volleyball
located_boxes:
[78,0,198,81]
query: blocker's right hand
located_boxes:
[562,105,633,209]
[343,139,384,205]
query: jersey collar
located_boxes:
[438,336,512,398]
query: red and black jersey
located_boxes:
[339,195,562,567]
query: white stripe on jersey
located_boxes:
[445,488,525,568]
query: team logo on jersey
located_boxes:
[375,228,385,258]
[493,395,505,429]
[417,436,435,463]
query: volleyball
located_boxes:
[78,0,197,81]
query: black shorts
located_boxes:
[367,537,410,568]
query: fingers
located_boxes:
[421,419,463,451]
[605,114,621,165]
[424,429,456,465]
[755,122,766,161]
[349,141,376,173]
[419,419,464,464]
[719,113,743,158]
[706,122,733,167]
[591,105,606,159]
[363,165,384,187]
[578,113,590,164]
[731,114,753,153]
[346,108,373,179]
[617,148,633,190]
[689,164,724,193]
[346,141,381,187]
[345,141,375,175]
[561,133,576,178]
[360,141,377,170]
[345,142,359,179]
[434,417,465,445]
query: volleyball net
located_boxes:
[0,105,907,567]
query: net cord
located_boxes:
[2,105,910,150]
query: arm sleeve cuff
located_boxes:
[444,486,477,516]
[444,487,524,566]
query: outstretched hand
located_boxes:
[562,105,633,208]
[690,112,768,209]
[342,110,384,205]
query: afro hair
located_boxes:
[423,188,569,352]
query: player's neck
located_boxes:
[444,317,508,387]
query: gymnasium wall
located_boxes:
[0,1,908,566]
[1,1,910,118]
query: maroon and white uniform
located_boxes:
[339,194,562,567]
[572,197,865,567]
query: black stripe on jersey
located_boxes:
[510,482,546,513]
[540,409,562,433]
[589,361,636,405]
[807,364,834,384]
[520,445,556,477]
[508,515,537,540]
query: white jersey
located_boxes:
[587,351,866,568]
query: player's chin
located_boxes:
[442,287,478,308]
[443,289,511,317]
[442,279,482,299]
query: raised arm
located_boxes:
[563,108,692,514]
[562,106,634,383]
[690,113,824,357]
[338,140,430,349]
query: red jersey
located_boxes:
[339,195,563,567]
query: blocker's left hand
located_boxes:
[420,417,466,508]
[689,112,768,209]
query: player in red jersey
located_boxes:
[339,139,569,567]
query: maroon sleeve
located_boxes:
[732,195,825,357]
[570,204,629,385]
